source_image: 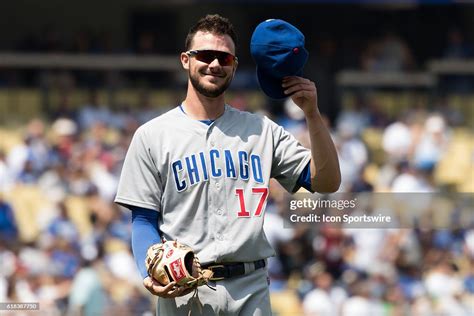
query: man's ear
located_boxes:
[181,52,190,70]
[232,60,238,77]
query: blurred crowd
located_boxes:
[1,25,473,92]
[265,96,473,315]
[0,102,154,315]
[0,88,472,315]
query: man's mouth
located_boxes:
[203,72,225,78]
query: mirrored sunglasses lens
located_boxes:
[195,51,216,64]
[195,51,234,66]
[219,53,234,66]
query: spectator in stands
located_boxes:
[50,117,78,163]
[350,166,374,192]
[7,138,32,183]
[77,91,114,131]
[465,229,474,260]
[0,240,18,301]
[71,30,96,54]
[136,91,163,124]
[126,285,155,315]
[341,279,383,315]
[7,119,52,183]
[0,197,18,244]
[136,31,156,55]
[335,120,368,192]
[377,116,414,191]
[302,263,347,316]
[0,150,13,193]
[441,28,474,92]
[381,284,407,315]
[50,93,77,121]
[443,28,473,59]
[413,114,449,170]
[390,160,436,192]
[361,31,415,72]
[68,248,108,316]
[424,258,471,315]
[336,96,371,137]
[45,201,80,245]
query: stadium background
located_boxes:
[0,0,473,315]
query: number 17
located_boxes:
[235,187,269,217]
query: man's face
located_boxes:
[181,31,237,98]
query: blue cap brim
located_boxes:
[257,67,303,100]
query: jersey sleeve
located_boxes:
[269,119,311,193]
[296,161,314,193]
[115,127,163,211]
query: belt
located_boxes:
[203,259,266,281]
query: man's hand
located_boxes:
[282,76,318,117]
[143,276,194,298]
[282,76,341,193]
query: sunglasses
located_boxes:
[186,50,238,66]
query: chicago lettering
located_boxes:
[172,150,263,192]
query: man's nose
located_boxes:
[208,58,221,68]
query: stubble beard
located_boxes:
[189,69,233,98]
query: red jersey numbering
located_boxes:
[236,187,269,217]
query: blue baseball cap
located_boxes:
[251,19,309,99]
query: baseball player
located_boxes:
[115,14,340,316]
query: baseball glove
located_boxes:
[145,240,213,289]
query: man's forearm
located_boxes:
[281,76,341,192]
[305,110,341,193]
[131,207,161,279]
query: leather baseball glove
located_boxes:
[145,240,213,288]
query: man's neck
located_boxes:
[182,86,226,120]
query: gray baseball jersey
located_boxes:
[115,104,310,264]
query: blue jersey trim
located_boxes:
[199,119,214,126]
[130,206,161,279]
[179,105,214,126]
[296,161,313,193]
